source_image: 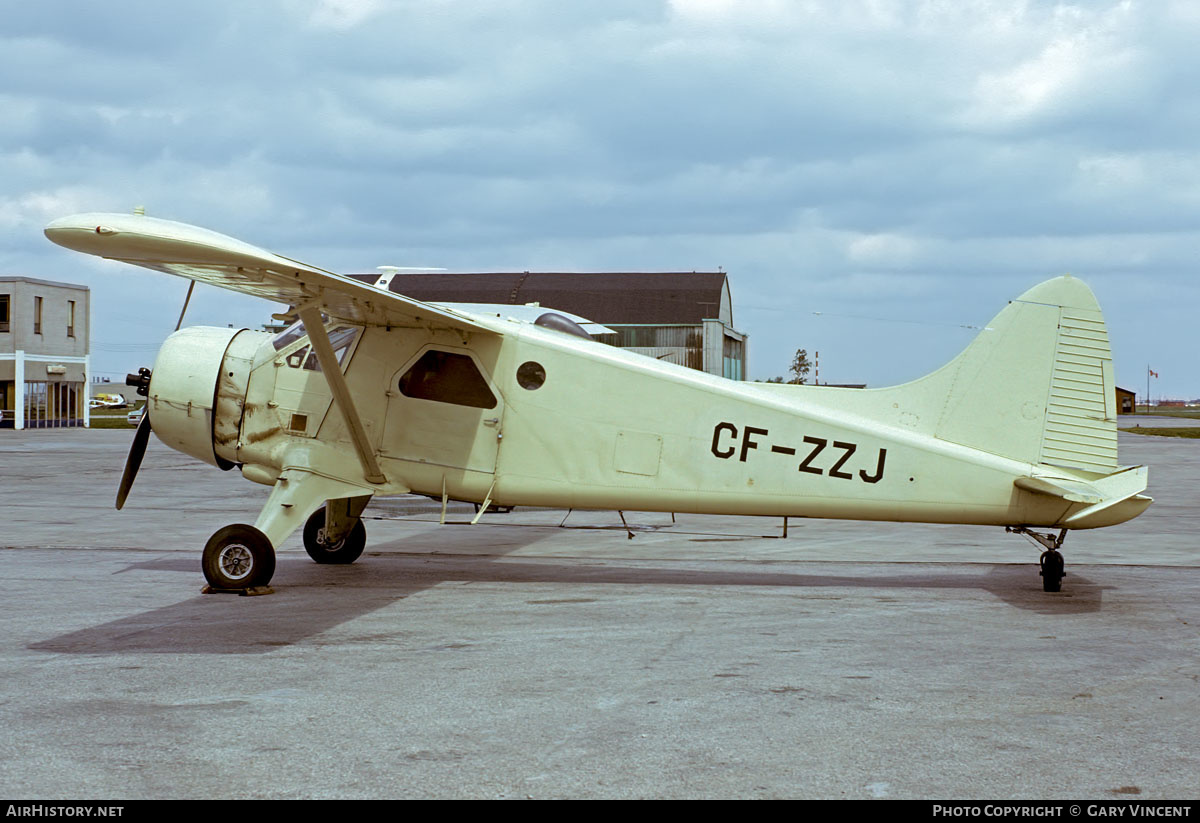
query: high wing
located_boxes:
[44,212,496,336]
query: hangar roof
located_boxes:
[347,271,734,326]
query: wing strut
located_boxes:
[297,307,387,485]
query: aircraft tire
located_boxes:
[202,524,276,589]
[1039,549,1064,593]
[303,507,366,565]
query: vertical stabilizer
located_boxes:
[774,276,1122,475]
[934,276,1117,472]
[931,277,1118,470]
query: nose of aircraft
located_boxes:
[145,326,245,470]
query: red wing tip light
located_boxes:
[44,214,123,252]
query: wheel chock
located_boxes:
[201,585,275,596]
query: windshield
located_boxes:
[277,324,362,372]
[272,320,308,351]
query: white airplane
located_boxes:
[45,212,1151,595]
[89,393,127,409]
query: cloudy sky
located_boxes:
[3,0,1197,398]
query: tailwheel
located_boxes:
[1006,526,1068,593]
[303,505,366,565]
[202,524,276,590]
[1039,549,1066,593]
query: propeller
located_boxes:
[115,367,152,510]
[115,277,195,509]
[116,407,151,510]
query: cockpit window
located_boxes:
[280,325,361,372]
[271,315,340,350]
[398,350,497,409]
[285,346,309,368]
[304,326,359,372]
[272,321,307,351]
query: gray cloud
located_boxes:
[2,0,1197,396]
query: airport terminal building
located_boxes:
[0,276,90,429]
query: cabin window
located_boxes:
[398,350,497,409]
[516,361,546,390]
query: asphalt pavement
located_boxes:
[1,427,1197,799]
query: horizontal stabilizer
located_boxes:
[1062,493,1154,528]
[1014,476,1103,504]
[1016,466,1151,529]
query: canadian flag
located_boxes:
[1149,369,1159,378]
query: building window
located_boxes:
[67,300,75,338]
[722,335,744,381]
[0,294,9,333]
[33,296,42,335]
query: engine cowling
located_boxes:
[146,326,268,469]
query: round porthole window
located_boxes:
[517,361,546,390]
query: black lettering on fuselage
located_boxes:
[740,426,769,463]
[798,436,826,475]
[711,421,888,486]
[859,448,887,483]
[829,441,856,479]
[711,422,738,459]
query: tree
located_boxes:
[788,348,811,385]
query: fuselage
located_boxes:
[145,313,1144,531]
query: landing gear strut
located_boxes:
[1007,526,1068,593]
[302,499,368,564]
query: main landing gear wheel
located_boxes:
[303,507,366,565]
[1040,549,1066,593]
[202,524,276,590]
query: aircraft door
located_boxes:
[257,323,361,442]
[382,346,504,476]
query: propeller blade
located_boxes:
[115,276,188,511]
[116,411,152,510]
[113,274,188,512]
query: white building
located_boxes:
[1,276,91,429]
